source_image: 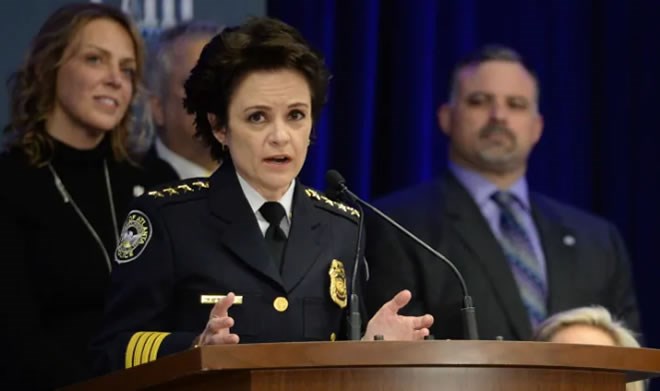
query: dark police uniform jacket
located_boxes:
[91,161,361,373]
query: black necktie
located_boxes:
[259,202,287,272]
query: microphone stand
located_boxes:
[336,182,479,340]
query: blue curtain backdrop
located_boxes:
[268,0,660,367]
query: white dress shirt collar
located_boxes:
[154,137,213,179]
[236,170,295,237]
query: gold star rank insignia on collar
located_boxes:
[304,188,360,220]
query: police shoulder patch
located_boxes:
[304,187,360,222]
[115,210,152,264]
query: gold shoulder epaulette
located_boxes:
[304,188,360,218]
[147,180,210,199]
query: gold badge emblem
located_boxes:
[115,210,152,263]
[329,259,348,308]
[273,297,289,312]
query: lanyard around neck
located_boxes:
[48,159,118,273]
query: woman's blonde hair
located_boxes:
[3,3,145,165]
[534,306,644,391]
[534,306,640,348]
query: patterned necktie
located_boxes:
[491,191,547,327]
[259,202,287,272]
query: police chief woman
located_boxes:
[0,3,175,389]
[91,17,434,373]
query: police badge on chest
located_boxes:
[329,259,347,308]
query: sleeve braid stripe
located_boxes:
[140,332,160,365]
[124,332,172,368]
[132,332,153,367]
[150,332,171,361]
[125,332,149,369]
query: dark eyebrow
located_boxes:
[465,91,492,99]
[82,44,136,65]
[243,105,271,113]
[465,91,531,103]
[242,103,310,113]
[288,102,310,109]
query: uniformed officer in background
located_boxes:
[91,16,433,374]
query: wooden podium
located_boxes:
[64,341,660,390]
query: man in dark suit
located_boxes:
[365,45,639,341]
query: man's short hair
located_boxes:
[448,44,540,103]
[147,21,223,99]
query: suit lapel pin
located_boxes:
[563,235,576,246]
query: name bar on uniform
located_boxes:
[200,295,244,304]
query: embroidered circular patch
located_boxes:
[115,210,152,263]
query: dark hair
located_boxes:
[183,17,330,161]
[449,44,539,103]
[3,3,145,165]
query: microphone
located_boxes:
[326,173,364,341]
[326,170,479,340]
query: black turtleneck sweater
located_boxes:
[0,137,177,390]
